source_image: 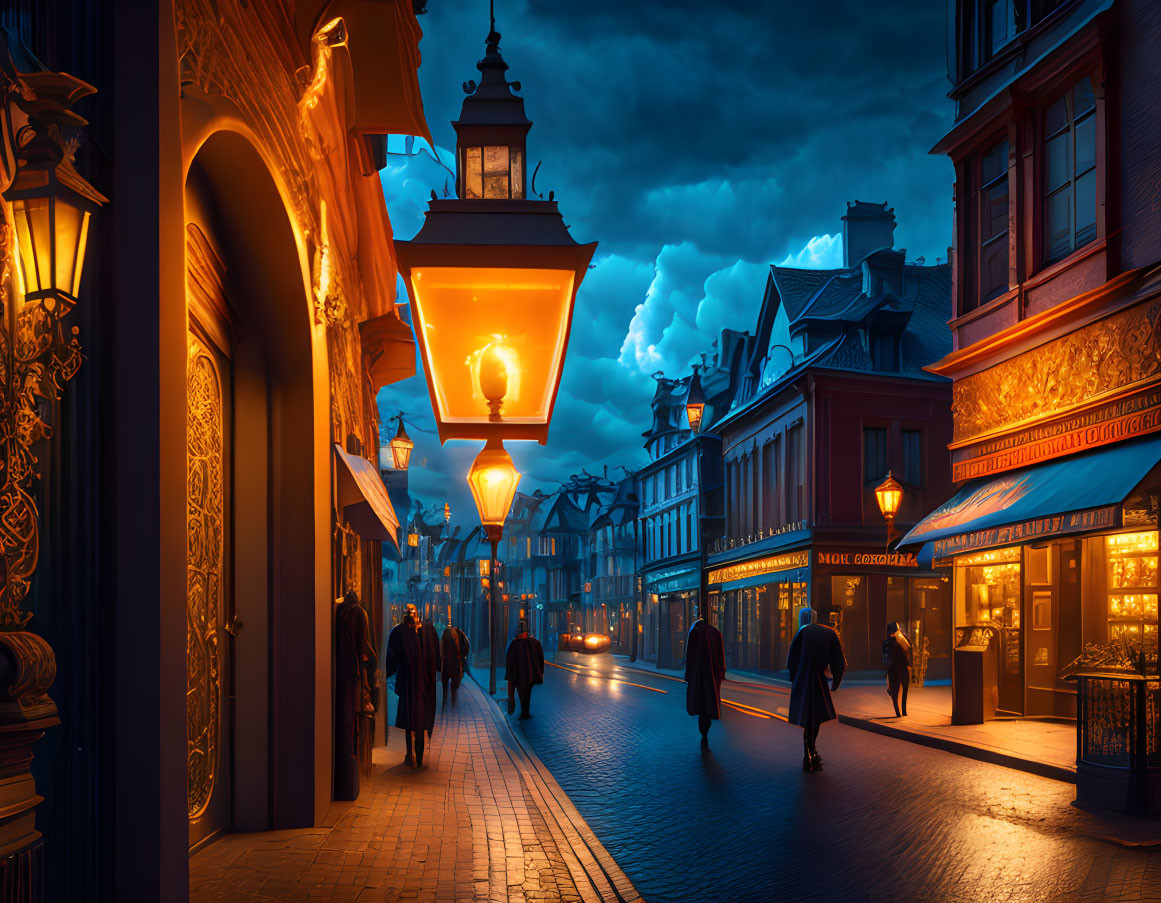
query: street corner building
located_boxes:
[903,0,1161,816]
[0,1,429,900]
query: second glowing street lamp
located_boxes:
[875,471,904,551]
[394,14,595,700]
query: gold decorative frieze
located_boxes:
[952,297,1161,445]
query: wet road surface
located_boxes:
[506,655,1161,903]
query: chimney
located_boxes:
[842,201,896,268]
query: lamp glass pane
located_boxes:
[390,437,414,470]
[13,196,51,294]
[411,266,576,425]
[465,147,483,199]
[69,207,91,298]
[51,198,84,298]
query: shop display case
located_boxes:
[1106,532,1159,643]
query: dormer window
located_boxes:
[871,330,900,371]
[462,145,525,199]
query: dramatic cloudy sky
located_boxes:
[377,0,955,521]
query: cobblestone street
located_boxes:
[189,680,641,903]
[514,655,1161,903]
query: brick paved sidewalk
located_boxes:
[190,679,644,903]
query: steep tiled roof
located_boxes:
[769,266,835,320]
[901,263,952,371]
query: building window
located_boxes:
[863,427,888,486]
[968,1,1068,72]
[687,504,694,552]
[1043,77,1097,265]
[965,139,1010,313]
[902,429,923,486]
[786,426,804,524]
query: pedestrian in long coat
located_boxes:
[384,604,436,767]
[441,623,470,707]
[787,607,846,772]
[882,622,912,717]
[420,618,441,734]
[505,620,544,719]
[684,615,725,742]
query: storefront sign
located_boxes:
[933,505,1117,558]
[707,551,808,585]
[952,384,1161,481]
[816,551,919,568]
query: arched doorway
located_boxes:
[183,129,322,849]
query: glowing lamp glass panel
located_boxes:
[412,267,575,427]
[686,402,704,432]
[389,433,414,470]
[875,473,904,520]
[467,445,521,527]
[462,146,525,200]
[10,187,91,305]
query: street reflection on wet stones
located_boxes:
[515,658,1161,903]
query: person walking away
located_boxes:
[505,619,544,719]
[685,610,725,743]
[787,607,846,772]
[385,603,436,767]
[882,622,911,717]
[441,621,470,707]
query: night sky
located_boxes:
[377,0,954,522]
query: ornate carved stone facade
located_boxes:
[952,297,1161,445]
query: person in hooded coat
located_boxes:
[685,612,725,742]
[505,620,544,719]
[787,607,846,772]
[385,604,437,767]
[882,621,912,717]
[441,621,470,707]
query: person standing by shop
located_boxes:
[685,610,725,743]
[882,622,912,718]
[505,619,544,719]
[441,620,470,707]
[385,603,436,767]
[787,607,846,772]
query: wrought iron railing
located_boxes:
[1076,675,1160,769]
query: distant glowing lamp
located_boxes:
[467,439,521,542]
[444,502,451,523]
[875,471,904,547]
[407,531,419,548]
[5,133,106,312]
[685,371,705,433]
[389,418,414,471]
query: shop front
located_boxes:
[645,564,700,670]
[706,551,810,674]
[812,550,951,681]
[904,434,1161,723]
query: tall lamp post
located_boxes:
[874,471,904,551]
[467,440,521,695]
[394,10,596,703]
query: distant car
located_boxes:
[558,632,611,654]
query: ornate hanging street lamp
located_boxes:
[875,471,904,550]
[388,416,414,471]
[394,18,596,445]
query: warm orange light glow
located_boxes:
[7,167,98,309]
[407,531,419,547]
[875,471,904,521]
[686,402,704,433]
[410,266,575,428]
[389,420,414,471]
[467,440,521,528]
